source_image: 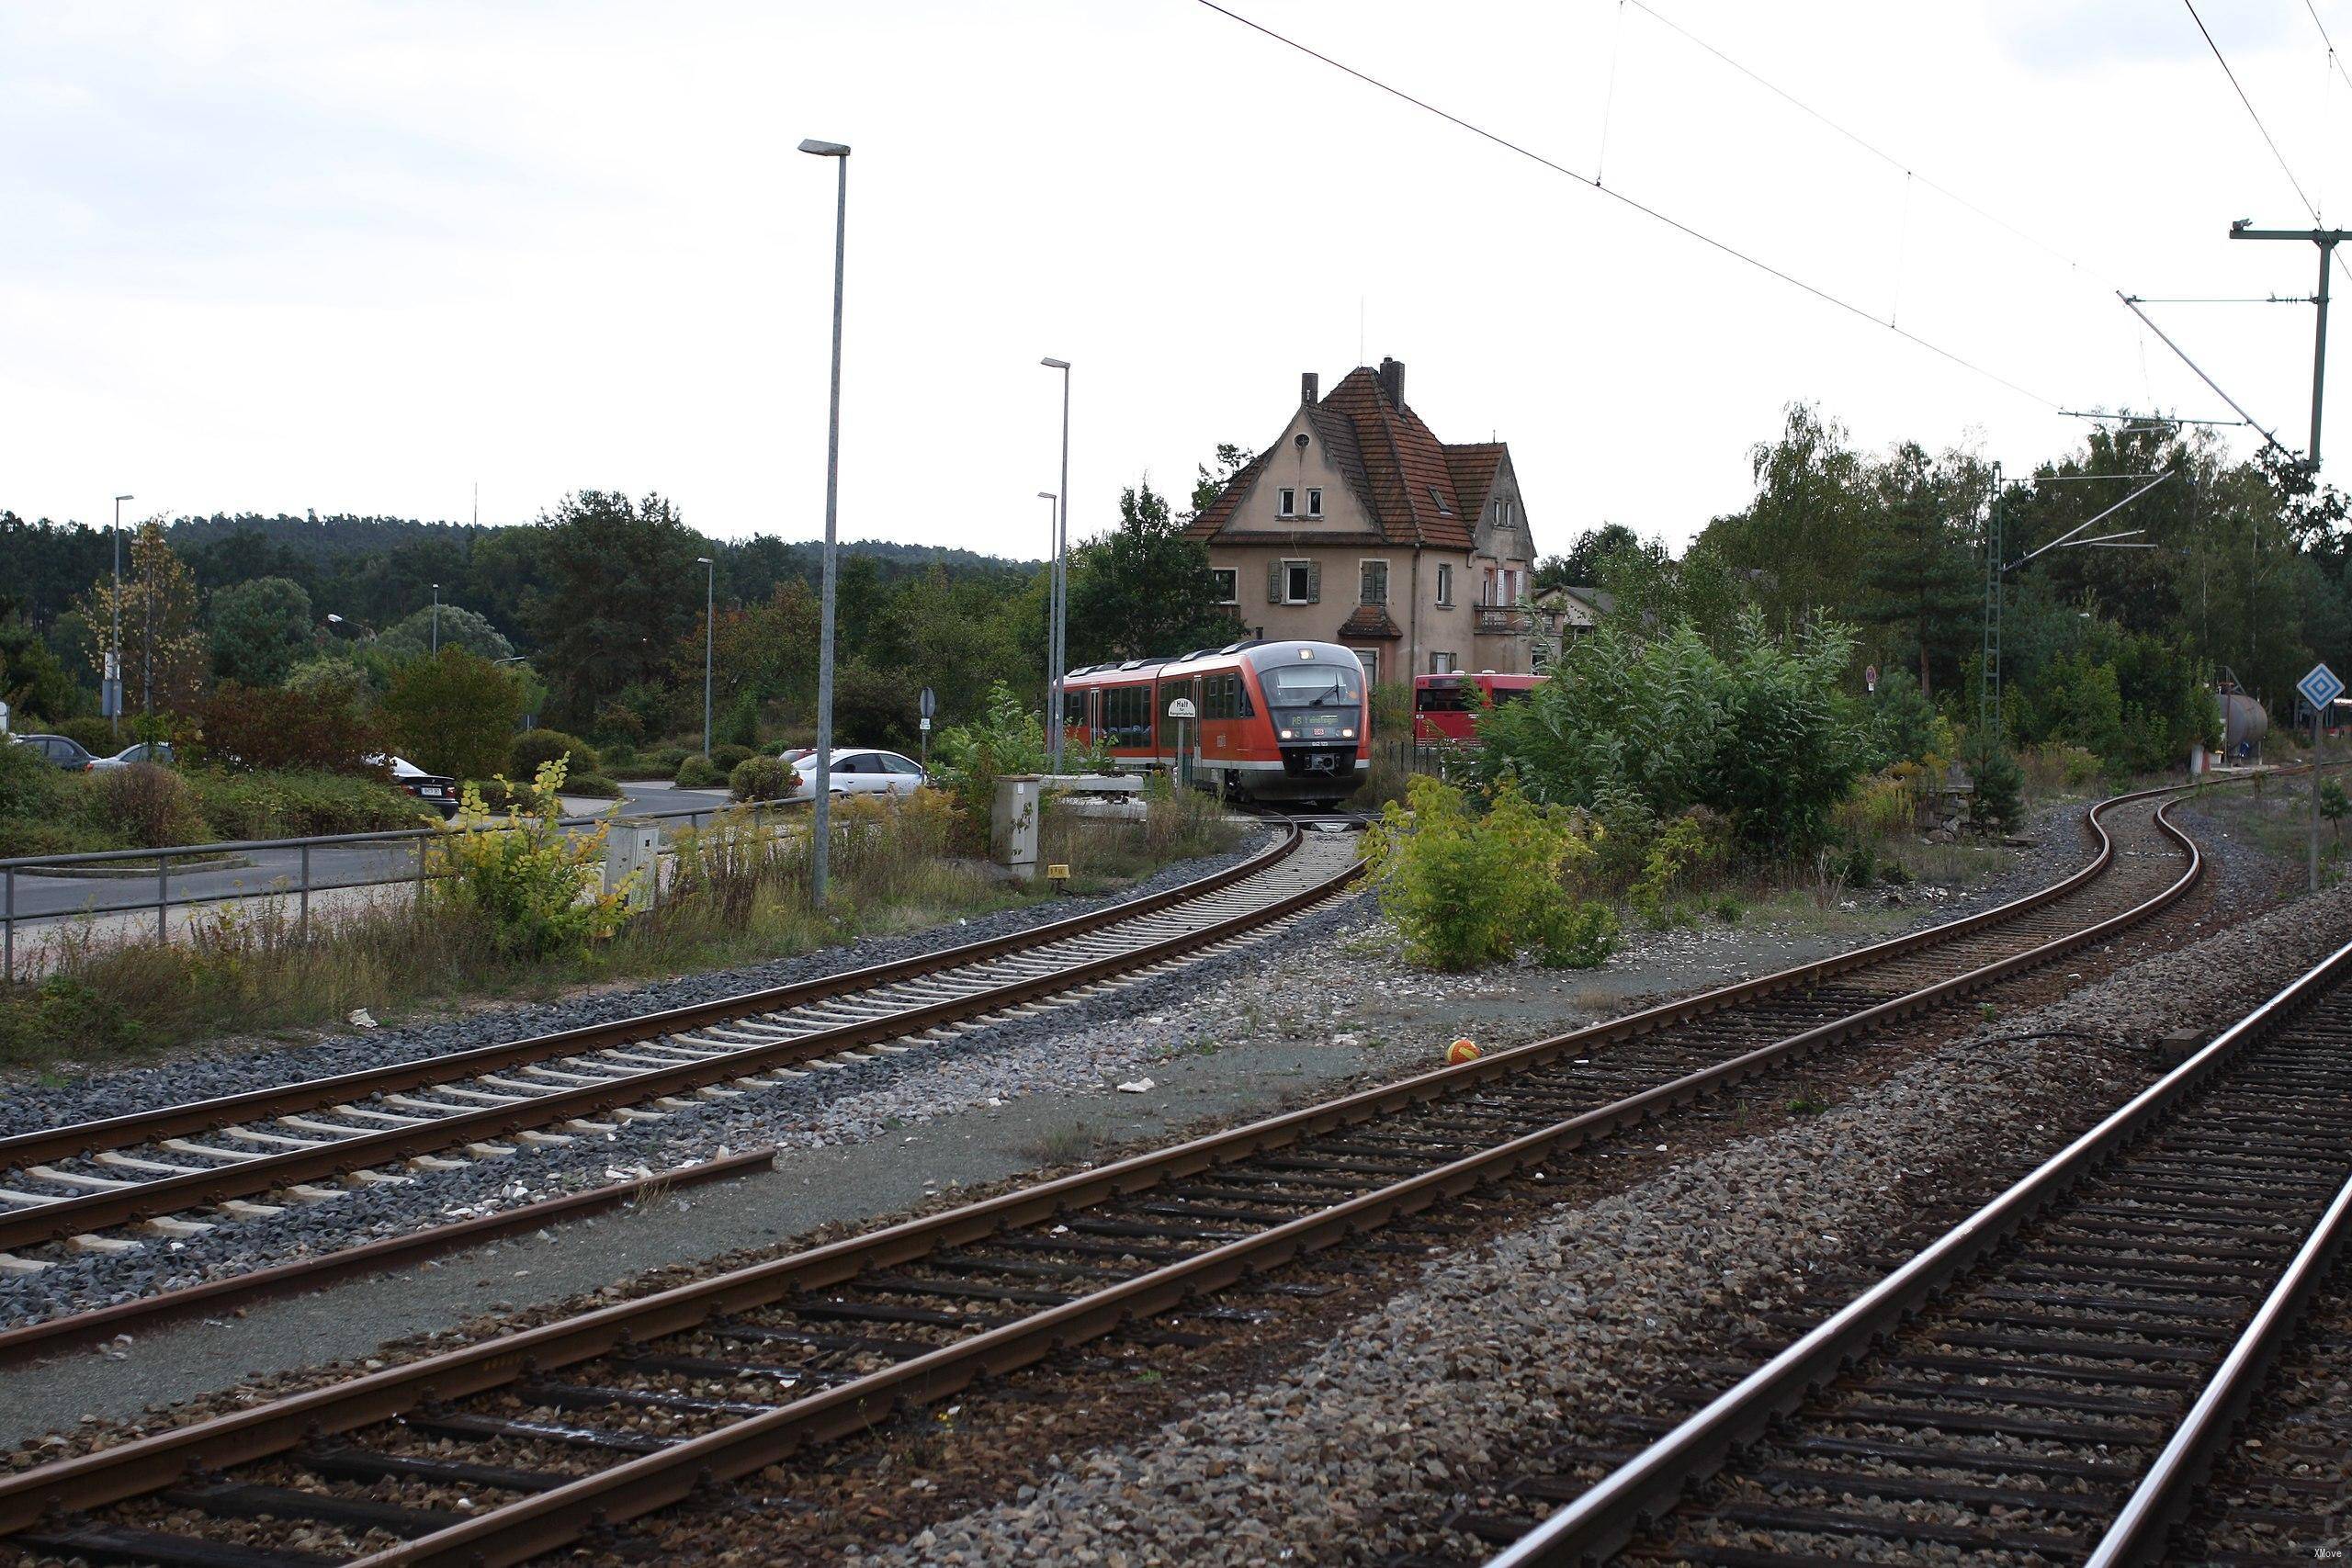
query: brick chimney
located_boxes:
[1376,356,1405,407]
[1301,371,1319,405]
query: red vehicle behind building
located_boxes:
[1060,639,1370,805]
[1411,671,1545,744]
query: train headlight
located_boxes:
[1279,729,1295,740]
[1341,728,1356,739]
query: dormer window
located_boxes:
[1277,487,1296,518]
[1429,486,1453,516]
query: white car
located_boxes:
[85,740,176,772]
[778,748,928,797]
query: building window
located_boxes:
[1277,487,1296,518]
[1359,559,1389,605]
[1435,563,1453,606]
[1306,487,1323,517]
[1211,567,1238,604]
[1430,651,1456,674]
[1283,559,1313,604]
[1353,648,1381,686]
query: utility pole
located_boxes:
[109,493,131,739]
[799,137,852,906]
[2226,221,2347,465]
[431,584,440,653]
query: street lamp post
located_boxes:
[696,556,716,757]
[801,136,852,907]
[1039,357,1071,773]
[431,584,440,653]
[1036,491,1058,727]
[109,493,132,739]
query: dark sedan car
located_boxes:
[10,733,99,771]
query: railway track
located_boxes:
[0,824,1357,1276]
[0,785,2219,1566]
[1479,889,2352,1567]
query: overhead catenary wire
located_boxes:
[1193,0,2059,411]
[2184,0,2352,288]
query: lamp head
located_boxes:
[1038,491,1057,502]
[327,614,346,625]
[798,139,851,157]
[695,556,713,565]
[115,493,133,502]
[1039,356,1070,370]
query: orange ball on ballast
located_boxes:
[1446,1037,1481,1066]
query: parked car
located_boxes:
[364,753,461,818]
[9,733,99,771]
[776,748,928,798]
[85,740,177,772]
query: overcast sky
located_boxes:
[7,0,2352,558]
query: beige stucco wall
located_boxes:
[1222,408,1372,535]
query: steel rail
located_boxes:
[2084,1166,2352,1565]
[0,826,1307,1173]
[0,838,1351,1253]
[0,1147,782,1369]
[1485,857,2348,1568]
[0,785,2200,1558]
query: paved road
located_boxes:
[2,782,736,925]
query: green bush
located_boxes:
[0,976,141,1064]
[56,717,117,755]
[565,773,623,799]
[1361,775,1618,971]
[0,742,101,855]
[512,729,600,780]
[429,760,631,959]
[932,682,1048,851]
[1967,743,2026,833]
[720,693,760,750]
[90,762,210,849]
[1476,612,1867,858]
[1627,812,1724,929]
[382,649,523,783]
[653,746,688,771]
[711,742,754,772]
[729,755,796,802]
[188,770,420,839]
[675,753,722,788]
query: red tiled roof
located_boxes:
[1338,604,1404,639]
[1184,365,1491,552]
[1443,443,1507,537]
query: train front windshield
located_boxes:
[1261,660,1363,741]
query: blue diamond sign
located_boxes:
[2297,661,2344,719]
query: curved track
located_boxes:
[1484,879,2352,1567]
[0,826,1357,1271]
[0,786,2219,1566]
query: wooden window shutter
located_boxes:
[1267,560,1283,604]
[1306,560,1321,603]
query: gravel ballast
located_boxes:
[859,874,2352,1568]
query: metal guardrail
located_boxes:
[0,796,805,982]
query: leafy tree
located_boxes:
[374,604,515,663]
[209,576,314,686]
[524,491,699,725]
[1538,524,1645,591]
[0,615,81,724]
[1699,403,1873,627]
[1192,443,1255,514]
[73,519,209,719]
[1856,443,1980,699]
[381,648,523,782]
[1066,478,1241,665]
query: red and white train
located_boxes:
[1410,671,1545,745]
[1059,639,1370,805]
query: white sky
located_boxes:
[6,0,2352,558]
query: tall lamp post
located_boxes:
[109,493,132,739]
[696,556,716,757]
[1039,357,1071,773]
[1036,491,1058,718]
[430,584,441,653]
[801,136,851,906]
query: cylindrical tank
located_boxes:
[2221,690,2268,753]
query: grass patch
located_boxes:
[1,792,1227,1074]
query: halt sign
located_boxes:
[1166,697,1196,719]
[2298,661,2344,719]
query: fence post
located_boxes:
[157,851,170,943]
[415,832,427,909]
[4,865,13,984]
[300,840,311,939]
